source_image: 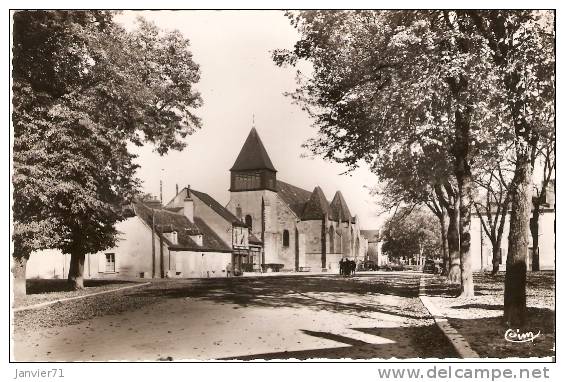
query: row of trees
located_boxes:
[12,11,202,295]
[380,208,441,264]
[274,10,554,325]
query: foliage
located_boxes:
[12,11,202,269]
[273,11,507,174]
[381,207,441,261]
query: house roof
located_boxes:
[164,206,183,213]
[190,217,233,252]
[166,187,247,228]
[189,188,247,227]
[276,180,312,216]
[230,128,277,172]
[249,232,262,245]
[134,202,200,236]
[301,186,332,220]
[134,202,232,253]
[330,191,352,221]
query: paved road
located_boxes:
[13,272,458,361]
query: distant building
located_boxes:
[360,230,384,266]
[470,180,555,272]
[225,128,367,273]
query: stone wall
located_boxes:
[226,190,277,237]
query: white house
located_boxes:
[26,188,261,280]
[469,182,555,272]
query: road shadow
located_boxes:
[127,273,429,320]
[220,323,457,360]
[447,307,555,359]
[25,278,139,294]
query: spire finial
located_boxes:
[252,113,255,128]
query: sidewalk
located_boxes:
[419,273,554,359]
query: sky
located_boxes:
[116,10,385,229]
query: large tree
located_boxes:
[465,10,554,325]
[12,11,202,294]
[274,11,504,296]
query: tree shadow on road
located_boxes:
[128,274,429,321]
[25,278,138,294]
[220,323,457,360]
[446,306,555,359]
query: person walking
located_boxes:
[226,262,232,278]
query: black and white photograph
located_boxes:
[5,3,560,378]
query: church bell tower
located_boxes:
[229,127,277,192]
[226,127,278,265]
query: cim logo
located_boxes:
[504,328,541,343]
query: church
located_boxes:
[25,127,368,280]
[224,128,365,273]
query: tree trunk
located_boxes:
[446,205,461,284]
[458,172,475,297]
[492,241,502,275]
[530,203,540,271]
[440,207,449,275]
[12,253,28,297]
[68,251,86,290]
[448,71,474,295]
[504,149,533,327]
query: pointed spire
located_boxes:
[302,186,331,220]
[330,191,352,221]
[230,128,277,172]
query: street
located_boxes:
[14,273,458,361]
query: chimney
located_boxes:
[183,185,194,222]
[176,184,179,195]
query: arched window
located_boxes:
[283,229,290,247]
[245,215,252,229]
[329,226,335,253]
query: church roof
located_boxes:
[276,180,312,216]
[330,191,352,221]
[301,186,332,220]
[230,128,277,172]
